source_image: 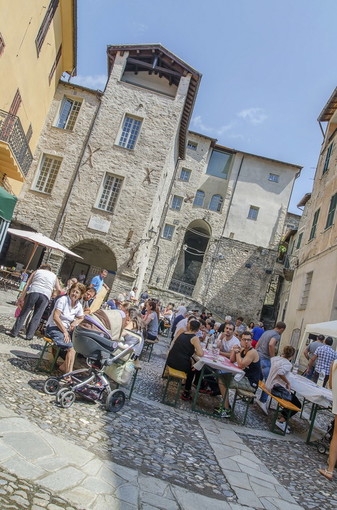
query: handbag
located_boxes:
[271,383,291,401]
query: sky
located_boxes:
[71,0,337,214]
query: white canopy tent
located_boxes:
[296,320,337,364]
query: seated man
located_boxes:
[217,322,240,358]
[81,286,97,313]
[214,331,261,418]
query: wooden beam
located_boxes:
[127,58,182,78]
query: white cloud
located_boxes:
[237,107,268,125]
[191,115,234,136]
[70,74,107,90]
[132,22,148,34]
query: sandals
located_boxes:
[318,468,333,481]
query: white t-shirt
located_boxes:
[175,318,188,333]
[28,269,57,299]
[218,335,240,353]
[47,295,83,330]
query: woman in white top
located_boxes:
[319,359,337,480]
[46,282,86,374]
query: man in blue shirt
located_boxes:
[90,269,109,293]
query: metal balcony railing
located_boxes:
[169,278,195,297]
[0,110,33,176]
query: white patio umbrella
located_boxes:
[7,228,82,271]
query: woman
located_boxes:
[247,321,255,333]
[159,303,174,333]
[144,300,159,340]
[122,307,145,358]
[45,282,86,374]
[265,345,301,433]
[166,320,203,401]
[319,359,337,480]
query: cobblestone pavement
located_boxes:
[0,290,334,509]
[0,469,77,509]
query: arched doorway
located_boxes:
[169,220,211,296]
[59,239,117,288]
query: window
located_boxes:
[171,195,183,211]
[56,97,82,130]
[296,232,303,250]
[33,154,62,194]
[325,193,337,229]
[187,140,198,151]
[209,194,223,212]
[97,174,123,213]
[193,190,205,207]
[48,45,62,84]
[248,206,259,220]
[322,144,333,175]
[206,150,232,179]
[0,33,5,56]
[162,224,175,240]
[9,89,22,115]
[179,168,191,182]
[309,208,320,240]
[299,271,313,310]
[35,0,59,55]
[268,173,279,183]
[118,115,142,149]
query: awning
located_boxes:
[0,187,17,222]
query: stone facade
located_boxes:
[6,44,302,322]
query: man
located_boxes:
[251,322,265,348]
[174,311,195,337]
[128,286,138,303]
[235,317,247,337]
[307,337,337,387]
[170,305,187,340]
[89,269,109,293]
[303,334,324,379]
[77,270,86,284]
[214,331,261,418]
[217,322,240,358]
[7,264,61,340]
[256,321,286,414]
[81,287,97,313]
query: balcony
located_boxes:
[283,254,299,282]
[0,110,33,180]
[169,278,195,297]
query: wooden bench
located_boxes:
[140,337,159,362]
[258,381,301,435]
[162,366,187,407]
[36,337,61,374]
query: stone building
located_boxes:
[278,86,337,351]
[5,44,302,321]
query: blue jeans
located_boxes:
[46,326,73,349]
[259,357,271,403]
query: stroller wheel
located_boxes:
[44,377,60,395]
[56,387,71,404]
[317,444,327,454]
[106,389,125,413]
[59,390,76,408]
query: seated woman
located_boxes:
[144,300,159,340]
[45,282,86,374]
[265,345,301,433]
[120,307,145,359]
[166,320,204,401]
[159,303,174,333]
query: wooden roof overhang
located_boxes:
[107,44,202,159]
[318,87,337,122]
[297,193,311,208]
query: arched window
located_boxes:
[193,190,205,208]
[209,194,223,212]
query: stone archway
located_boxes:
[169,219,211,296]
[59,239,117,288]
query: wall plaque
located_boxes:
[87,216,111,233]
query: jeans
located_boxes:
[259,357,271,403]
[11,292,49,339]
[45,326,73,349]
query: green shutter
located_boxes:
[323,143,333,174]
[325,193,337,229]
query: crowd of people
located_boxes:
[3,263,337,480]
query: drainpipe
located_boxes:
[204,154,245,299]
[50,92,103,243]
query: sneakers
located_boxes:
[275,420,290,434]
[5,331,16,338]
[180,391,192,401]
[256,399,269,415]
[213,407,231,419]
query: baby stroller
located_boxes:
[316,418,335,454]
[43,309,138,412]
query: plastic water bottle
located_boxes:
[292,361,299,375]
[317,370,325,387]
